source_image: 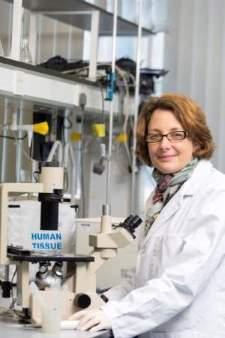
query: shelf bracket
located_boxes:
[10,0,23,60]
[89,10,100,81]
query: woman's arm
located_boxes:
[102,192,225,338]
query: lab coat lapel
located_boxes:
[144,160,213,241]
[145,191,182,240]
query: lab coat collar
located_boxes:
[144,160,213,240]
[179,159,213,197]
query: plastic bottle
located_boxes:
[41,282,61,334]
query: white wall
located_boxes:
[163,0,225,172]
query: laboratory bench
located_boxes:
[0,320,112,338]
[0,295,112,338]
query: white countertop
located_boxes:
[0,320,111,338]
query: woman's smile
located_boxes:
[157,154,177,160]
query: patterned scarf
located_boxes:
[144,158,198,236]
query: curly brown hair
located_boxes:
[136,93,215,166]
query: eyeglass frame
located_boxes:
[145,130,188,143]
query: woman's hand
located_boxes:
[69,309,112,332]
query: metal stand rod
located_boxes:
[15,101,24,182]
[67,25,73,60]
[131,0,143,213]
[105,0,118,213]
[52,20,58,56]
[37,14,43,64]
[1,99,9,182]
[7,4,13,56]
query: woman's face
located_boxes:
[147,109,197,174]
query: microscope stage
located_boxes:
[7,253,94,263]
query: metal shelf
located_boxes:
[0,56,124,113]
[4,0,154,36]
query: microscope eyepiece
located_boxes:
[118,215,142,237]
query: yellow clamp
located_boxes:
[70,132,81,142]
[115,133,128,143]
[91,123,106,138]
[33,122,49,135]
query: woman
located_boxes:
[71,93,225,338]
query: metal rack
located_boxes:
[4,0,154,78]
[4,0,154,36]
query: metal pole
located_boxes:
[131,0,143,213]
[15,101,24,182]
[67,25,73,60]
[37,14,43,64]
[7,3,13,56]
[52,20,58,56]
[1,99,9,182]
[105,0,118,213]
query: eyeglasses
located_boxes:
[146,130,187,143]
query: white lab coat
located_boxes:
[102,160,225,338]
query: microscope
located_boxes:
[0,162,67,320]
[31,204,142,324]
[0,164,142,325]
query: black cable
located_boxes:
[32,171,39,182]
[11,267,17,284]
[0,133,27,140]
[9,266,17,306]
